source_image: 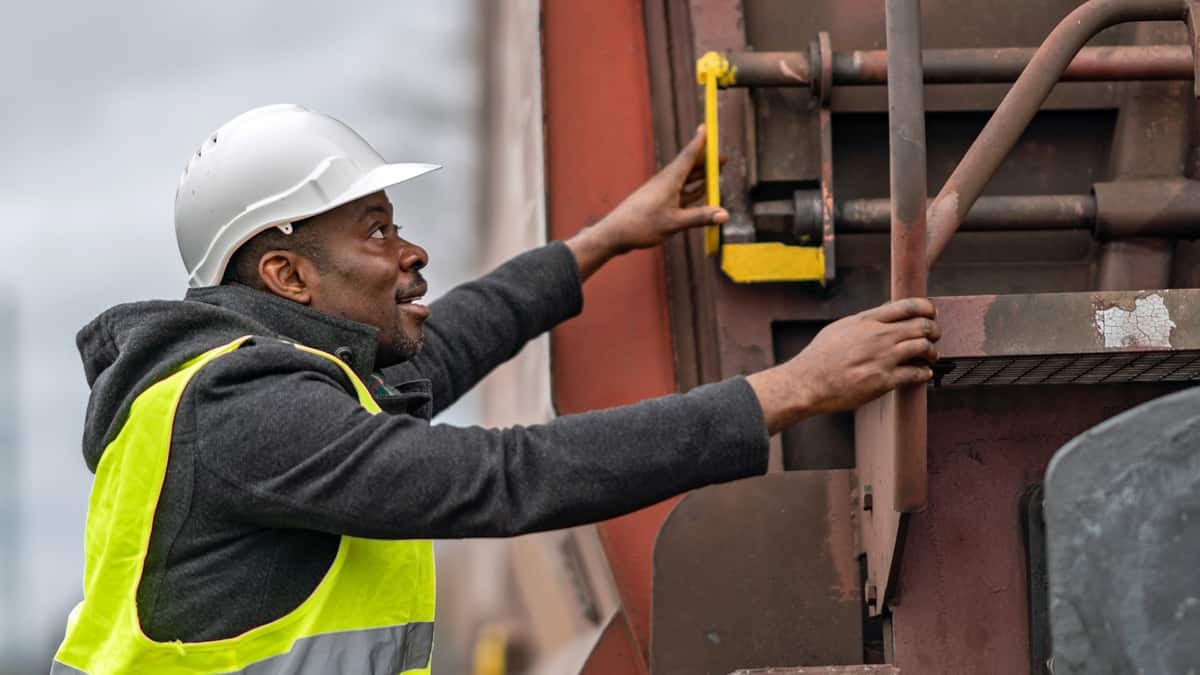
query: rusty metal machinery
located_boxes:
[544,0,1200,673]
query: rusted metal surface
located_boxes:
[747,0,1126,184]
[1096,238,1175,289]
[651,473,862,675]
[1095,179,1200,239]
[890,384,1175,675]
[932,289,1200,386]
[720,662,902,667]
[630,0,1200,673]
[818,33,837,284]
[691,0,798,470]
[934,289,1200,357]
[855,394,908,617]
[1188,0,1200,95]
[729,51,812,86]
[542,2,674,670]
[886,0,929,514]
[726,45,1192,87]
[644,0,717,393]
[1097,21,1189,292]
[925,0,1190,265]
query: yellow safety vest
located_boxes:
[53,337,436,674]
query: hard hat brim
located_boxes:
[186,162,442,287]
[340,163,443,206]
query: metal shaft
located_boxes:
[886,0,929,513]
[726,45,1192,87]
[838,194,1096,232]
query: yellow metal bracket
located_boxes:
[721,242,826,283]
[695,51,828,284]
[696,52,734,255]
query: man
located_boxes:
[53,104,940,674]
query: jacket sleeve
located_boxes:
[381,241,583,416]
[189,342,768,539]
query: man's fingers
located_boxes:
[890,316,942,342]
[860,297,937,324]
[891,365,935,387]
[672,206,729,230]
[892,337,939,365]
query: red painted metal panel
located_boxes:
[542,0,679,668]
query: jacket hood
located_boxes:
[77,284,383,472]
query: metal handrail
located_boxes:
[925,0,1192,264]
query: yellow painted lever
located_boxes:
[696,51,734,255]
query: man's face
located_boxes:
[301,191,430,366]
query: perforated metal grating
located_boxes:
[938,351,1200,387]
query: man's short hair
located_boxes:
[221,217,326,288]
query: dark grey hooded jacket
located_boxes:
[76,241,769,642]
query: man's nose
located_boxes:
[398,240,428,272]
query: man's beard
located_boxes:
[377,329,424,367]
[395,331,424,361]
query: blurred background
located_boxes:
[0,2,618,672]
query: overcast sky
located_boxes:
[0,3,482,668]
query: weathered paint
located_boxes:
[1093,292,1177,349]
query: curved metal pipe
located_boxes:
[925,0,1190,264]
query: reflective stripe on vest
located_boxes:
[53,337,436,675]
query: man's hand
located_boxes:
[747,298,942,435]
[566,126,729,279]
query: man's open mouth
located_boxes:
[396,284,428,304]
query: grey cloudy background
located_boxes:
[0,3,483,670]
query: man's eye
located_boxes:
[369,224,400,240]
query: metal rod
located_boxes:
[833,45,1192,84]
[886,0,929,513]
[725,45,1192,87]
[757,182,1200,238]
[925,0,1189,265]
[838,194,1096,232]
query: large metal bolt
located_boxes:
[863,485,874,512]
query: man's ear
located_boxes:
[258,250,317,305]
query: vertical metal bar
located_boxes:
[886,0,929,512]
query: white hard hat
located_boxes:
[175,104,440,287]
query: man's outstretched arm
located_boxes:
[193,296,938,540]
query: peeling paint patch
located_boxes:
[1094,293,1176,349]
[926,190,959,245]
